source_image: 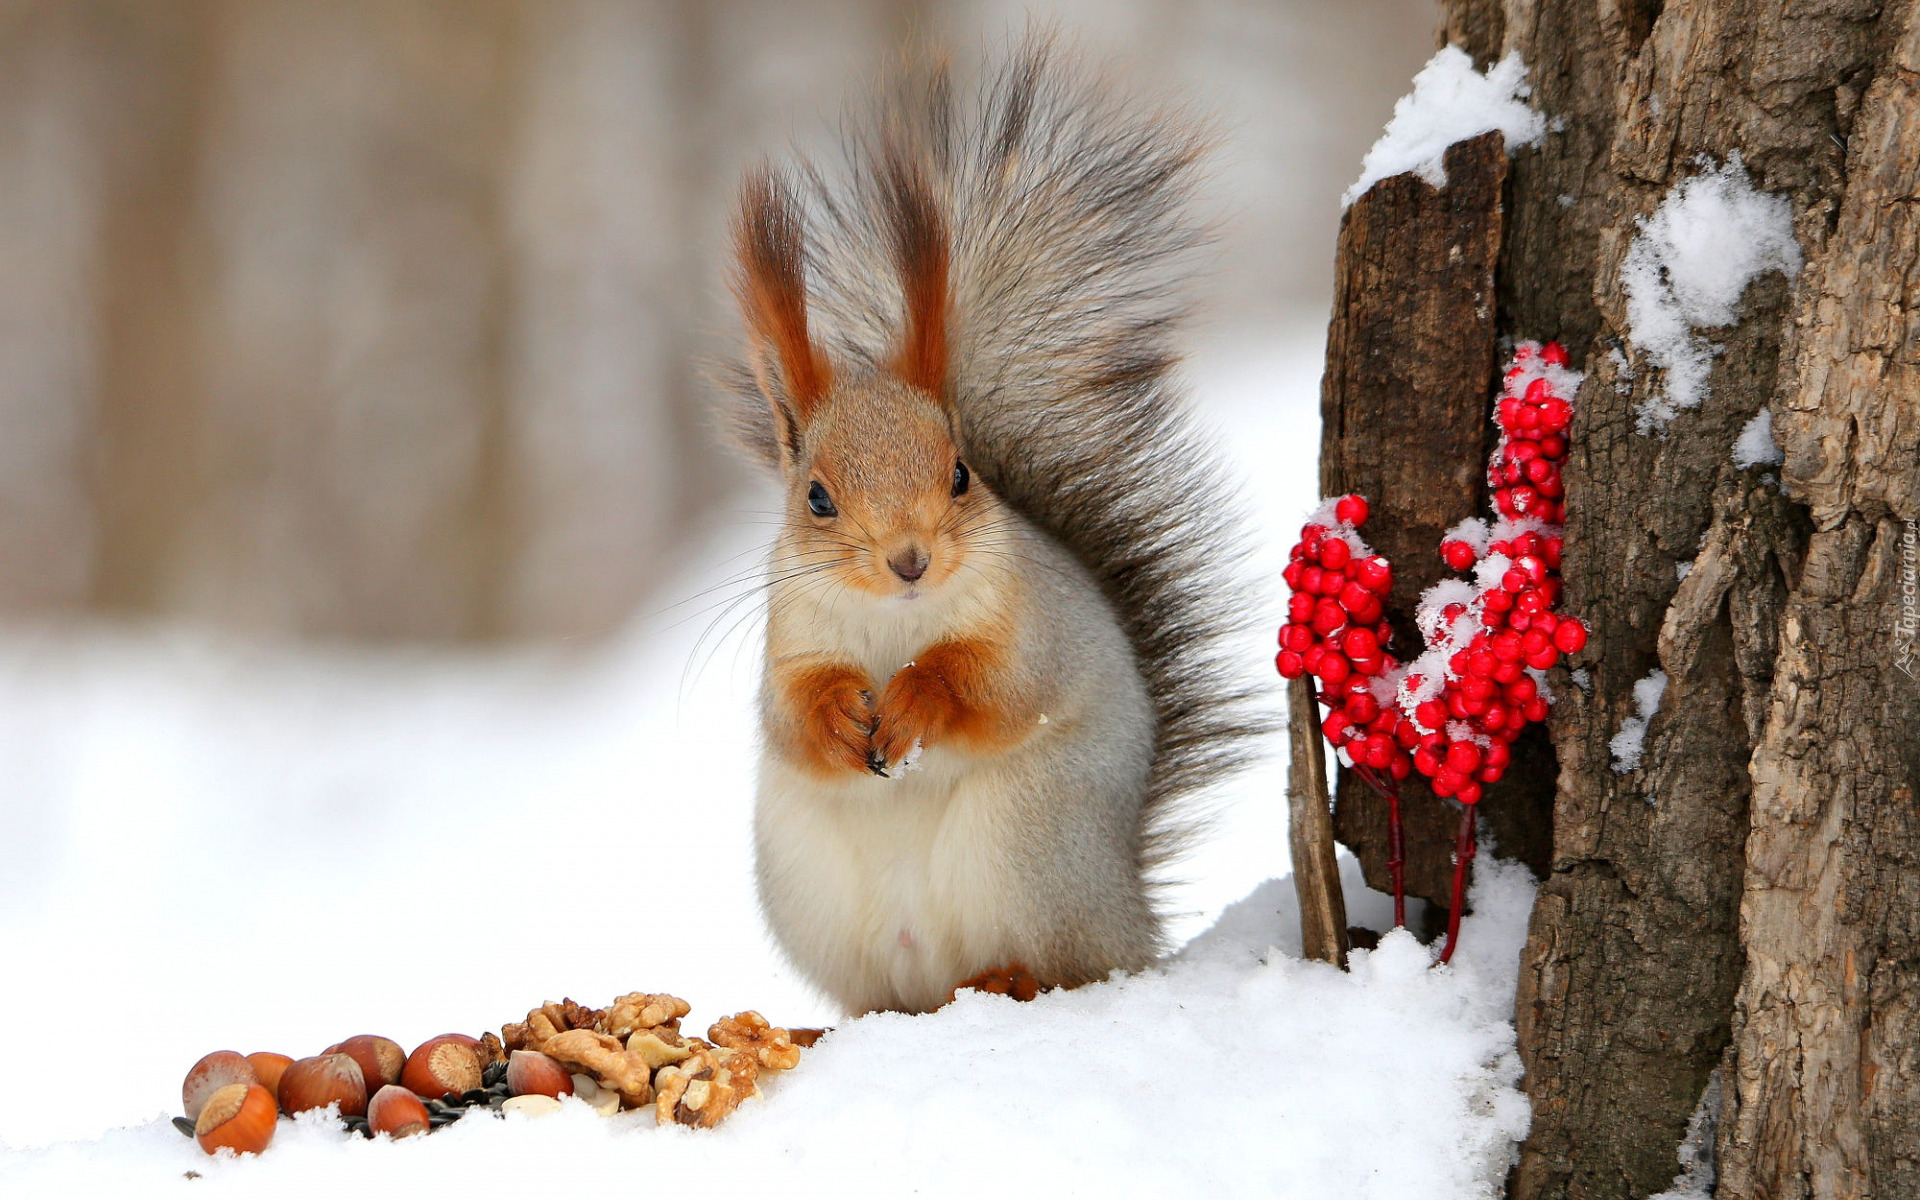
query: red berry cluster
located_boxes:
[1394,340,1588,805]
[1276,495,1415,784]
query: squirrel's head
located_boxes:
[731,162,1000,600]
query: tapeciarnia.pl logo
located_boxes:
[1897,519,1918,680]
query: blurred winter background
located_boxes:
[0,0,1477,1190]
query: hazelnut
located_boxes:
[366,1085,431,1139]
[402,1035,482,1100]
[324,1035,405,1092]
[183,1051,259,1122]
[245,1053,294,1104]
[195,1083,277,1156]
[278,1053,368,1117]
[506,1050,575,1100]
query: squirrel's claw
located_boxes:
[866,749,891,778]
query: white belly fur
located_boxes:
[754,744,1036,1014]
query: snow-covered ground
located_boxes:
[0,317,1539,1197]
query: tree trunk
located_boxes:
[1407,2,1920,1197]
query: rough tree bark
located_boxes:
[1395,2,1920,1197]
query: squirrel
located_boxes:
[720,36,1265,1015]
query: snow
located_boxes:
[1443,518,1491,556]
[1,315,1542,1197]
[1344,48,1547,207]
[1648,1072,1722,1200]
[1609,668,1670,774]
[2,857,1538,1199]
[1733,406,1784,468]
[1622,158,1802,432]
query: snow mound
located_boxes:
[1732,406,1784,468]
[1343,48,1547,207]
[1623,158,1802,432]
[3,860,1539,1199]
[1609,668,1669,775]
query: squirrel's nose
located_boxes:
[889,547,930,583]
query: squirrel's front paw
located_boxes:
[870,665,956,774]
[801,677,877,775]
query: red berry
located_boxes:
[1347,594,1384,626]
[1342,628,1379,661]
[1445,742,1482,774]
[1356,556,1392,593]
[1321,712,1350,744]
[1524,378,1549,404]
[1288,593,1315,623]
[1481,703,1509,731]
[1523,697,1552,723]
[1316,652,1350,686]
[1441,540,1477,571]
[1414,747,1441,776]
[1277,650,1304,678]
[1389,756,1411,781]
[1345,693,1380,725]
[1311,598,1345,636]
[1350,653,1384,677]
[1414,700,1447,731]
[1501,567,1529,593]
[1281,623,1313,652]
[1300,566,1324,596]
[1504,675,1538,705]
[1541,436,1567,459]
[1493,659,1524,684]
[1483,588,1513,614]
[1521,629,1552,657]
[1319,538,1351,570]
[1432,769,1464,797]
[1542,341,1569,367]
[1335,495,1370,526]
[1484,741,1511,771]
[1492,631,1523,661]
[1552,619,1588,654]
[1525,647,1560,670]
[1282,561,1305,589]
[1456,781,1484,805]
[1363,734,1394,769]
[1303,644,1325,674]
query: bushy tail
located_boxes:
[723,33,1271,878]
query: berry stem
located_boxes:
[1387,787,1407,930]
[1438,805,1477,964]
[1352,764,1408,928]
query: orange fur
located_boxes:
[871,636,1028,765]
[948,962,1043,1004]
[880,150,949,398]
[734,169,831,425]
[775,661,877,777]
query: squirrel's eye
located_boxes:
[952,460,970,497]
[807,481,837,518]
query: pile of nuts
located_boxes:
[177,992,816,1157]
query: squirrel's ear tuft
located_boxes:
[733,167,831,447]
[879,148,949,402]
